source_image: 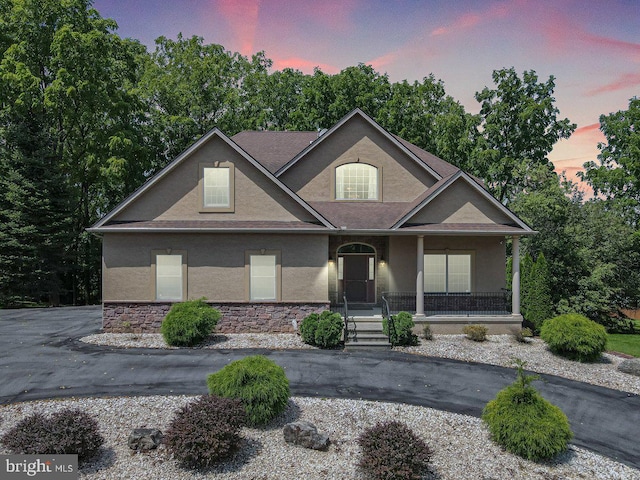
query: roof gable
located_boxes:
[91,129,333,230]
[392,172,534,234]
[275,109,443,180]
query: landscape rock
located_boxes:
[128,428,162,451]
[283,421,330,450]
[617,358,640,377]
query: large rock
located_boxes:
[128,428,162,451]
[618,358,640,377]
[283,421,330,451]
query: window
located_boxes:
[247,251,281,301]
[204,167,229,207]
[424,253,471,293]
[155,254,184,300]
[200,163,234,212]
[335,163,378,200]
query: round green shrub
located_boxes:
[540,313,607,362]
[357,420,432,480]
[482,383,572,461]
[383,311,417,346]
[463,324,488,342]
[1,409,104,463]
[161,298,221,347]
[314,311,343,348]
[299,313,320,345]
[164,395,246,469]
[206,355,290,426]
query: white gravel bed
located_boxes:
[81,332,316,350]
[81,332,640,394]
[1,395,638,480]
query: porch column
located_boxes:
[512,235,520,316]
[416,235,425,317]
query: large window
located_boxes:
[200,163,234,212]
[248,252,280,301]
[335,163,378,200]
[155,254,184,300]
[424,253,471,293]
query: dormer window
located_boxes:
[199,162,234,212]
[335,163,378,200]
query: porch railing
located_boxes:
[382,291,511,316]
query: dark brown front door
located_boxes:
[342,255,375,303]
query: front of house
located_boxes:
[90,109,534,334]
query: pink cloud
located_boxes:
[215,0,260,56]
[272,56,340,74]
[586,72,640,96]
[430,2,510,36]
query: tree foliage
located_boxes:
[473,68,576,204]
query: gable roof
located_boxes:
[391,171,536,235]
[274,109,443,180]
[89,128,335,231]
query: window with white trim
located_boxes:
[424,253,471,293]
[200,163,234,212]
[203,167,230,207]
[250,254,277,301]
[156,254,184,300]
[335,163,378,200]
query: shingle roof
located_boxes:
[396,223,534,235]
[308,202,410,230]
[232,131,318,174]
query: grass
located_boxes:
[607,334,640,357]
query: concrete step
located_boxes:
[345,340,392,351]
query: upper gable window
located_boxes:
[200,163,234,212]
[335,163,378,200]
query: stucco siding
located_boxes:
[102,233,329,303]
[408,178,514,225]
[388,235,506,292]
[112,136,316,223]
[280,116,437,202]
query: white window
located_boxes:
[424,253,471,293]
[156,254,183,300]
[203,167,230,207]
[336,163,378,200]
[250,255,277,300]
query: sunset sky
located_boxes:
[92,0,640,183]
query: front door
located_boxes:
[341,255,375,303]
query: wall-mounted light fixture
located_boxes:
[328,255,335,263]
[379,255,386,265]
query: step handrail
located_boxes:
[381,295,396,345]
[343,294,349,344]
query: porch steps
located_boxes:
[345,316,391,350]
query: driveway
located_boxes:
[0,306,639,469]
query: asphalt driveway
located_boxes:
[0,306,639,469]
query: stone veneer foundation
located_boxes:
[102,302,330,334]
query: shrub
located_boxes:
[1,409,104,463]
[357,420,432,480]
[300,311,343,348]
[383,311,418,346]
[513,327,533,343]
[463,324,488,342]
[314,311,343,348]
[423,323,433,341]
[540,313,607,362]
[207,355,290,426]
[299,313,320,345]
[161,298,220,347]
[482,359,572,461]
[164,395,245,469]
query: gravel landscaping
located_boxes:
[1,332,638,479]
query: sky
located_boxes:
[92,0,640,186]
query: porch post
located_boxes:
[416,235,425,317]
[512,235,520,316]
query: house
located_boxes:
[89,109,534,335]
